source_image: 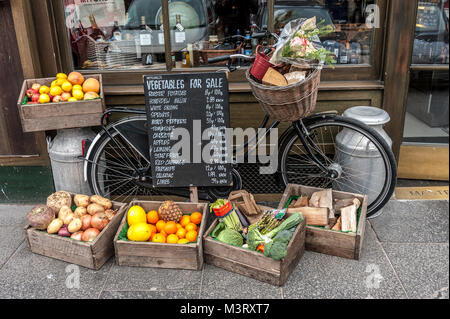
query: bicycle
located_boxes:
[83,35,397,218]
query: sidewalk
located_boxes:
[0,199,448,299]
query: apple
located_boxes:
[26,88,37,99]
[31,83,41,92]
[52,95,63,103]
[31,93,40,103]
[61,92,72,102]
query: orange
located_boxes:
[176,223,182,229]
[152,233,166,243]
[164,221,177,235]
[159,229,167,237]
[179,215,191,227]
[82,78,100,93]
[185,230,198,242]
[147,210,159,224]
[177,238,189,244]
[185,222,198,232]
[155,220,166,232]
[176,228,186,239]
[148,224,157,237]
[39,94,50,104]
[166,234,179,244]
[190,212,203,225]
[68,71,85,86]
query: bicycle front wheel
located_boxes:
[279,114,397,218]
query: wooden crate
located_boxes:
[17,74,105,132]
[25,198,127,270]
[278,184,368,260]
[203,211,307,286]
[114,201,208,270]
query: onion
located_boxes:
[58,225,70,237]
[81,214,92,231]
[81,228,100,242]
[70,231,84,241]
[91,212,109,231]
[105,209,117,221]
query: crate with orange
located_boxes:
[114,200,208,270]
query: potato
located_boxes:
[58,206,73,222]
[74,207,87,218]
[87,203,104,216]
[47,218,63,234]
[90,195,112,210]
[47,191,72,214]
[74,194,90,208]
[62,212,75,225]
[68,218,82,233]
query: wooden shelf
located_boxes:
[410,64,449,71]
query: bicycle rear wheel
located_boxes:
[279,114,397,218]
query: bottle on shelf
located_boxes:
[174,14,186,45]
[339,41,350,64]
[187,43,194,67]
[181,48,190,68]
[139,16,153,65]
[112,21,122,41]
[244,31,252,56]
[89,13,105,42]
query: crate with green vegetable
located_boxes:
[278,184,368,260]
[203,199,306,286]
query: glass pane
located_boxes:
[168,0,260,68]
[404,0,449,145]
[64,0,166,70]
[267,0,377,65]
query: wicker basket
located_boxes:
[246,66,321,122]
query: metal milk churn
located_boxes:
[47,128,96,194]
[333,106,392,207]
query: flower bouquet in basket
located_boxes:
[271,17,336,68]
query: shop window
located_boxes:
[64,0,167,70]
[167,0,260,68]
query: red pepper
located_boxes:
[256,244,265,253]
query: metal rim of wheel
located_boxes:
[279,116,397,218]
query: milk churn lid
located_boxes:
[343,106,391,126]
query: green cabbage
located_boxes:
[211,222,244,247]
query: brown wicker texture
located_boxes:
[246,67,321,122]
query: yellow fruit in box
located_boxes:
[39,94,50,104]
[61,81,73,92]
[127,205,147,226]
[72,89,84,100]
[152,233,166,243]
[55,78,66,86]
[72,84,82,92]
[51,80,59,87]
[84,92,99,100]
[166,234,179,244]
[177,238,189,244]
[39,85,50,95]
[56,73,68,80]
[61,92,72,101]
[68,97,77,102]
[127,222,152,241]
[50,86,63,97]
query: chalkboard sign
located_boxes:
[144,72,232,188]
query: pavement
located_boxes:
[0,198,448,299]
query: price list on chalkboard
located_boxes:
[144,72,232,188]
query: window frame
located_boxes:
[51,0,388,84]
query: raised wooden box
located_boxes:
[278,184,368,260]
[17,74,105,132]
[25,197,126,270]
[203,210,306,286]
[113,201,208,270]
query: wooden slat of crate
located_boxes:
[278,184,368,260]
[203,214,306,286]
[17,74,105,132]
[114,201,208,270]
[25,199,126,270]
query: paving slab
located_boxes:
[282,221,408,299]
[100,290,199,299]
[0,205,31,226]
[370,200,449,243]
[104,263,202,292]
[200,264,282,299]
[0,242,112,299]
[382,242,449,299]
[0,226,25,268]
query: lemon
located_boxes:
[56,73,68,80]
[68,97,78,102]
[39,94,50,104]
[39,85,50,95]
[50,86,63,97]
[127,222,152,241]
[55,79,66,86]
[72,84,82,91]
[127,205,147,226]
[177,238,189,244]
[72,89,84,100]
[61,81,73,92]
[51,80,59,87]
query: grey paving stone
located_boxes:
[104,263,202,291]
[0,205,31,226]
[383,242,449,299]
[0,242,112,299]
[0,226,25,268]
[100,290,199,299]
[370,200,449,243]
[200,264,282,299]
[282,222,408,299]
